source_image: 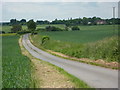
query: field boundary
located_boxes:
[0,33,17,36]
[29,35,118,70]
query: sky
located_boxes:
[1,1,119,22]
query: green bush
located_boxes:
[0,31,5,34]
[72,26,80,31]
[11,24,22,33]
[46,26,63,31]
[41,36,50,45]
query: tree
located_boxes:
[0,31,5,34]
[27,19,36,35]
[82,17,89,25]
[10,19,17,25]
[20,19,26,25]
[11,24,22,33]
[72,26,80,31]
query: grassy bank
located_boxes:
[31,33,118,63]
[2,35,34,88]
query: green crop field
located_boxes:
[38,28,117,44]
[0,25,27,33]
[1,24,118,34]
[31,25,118,63]
[2,35,34,88]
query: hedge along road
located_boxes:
[22,34,118,88]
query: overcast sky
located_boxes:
[1,2,118,22]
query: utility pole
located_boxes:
[113,7,115,34]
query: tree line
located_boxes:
[51,17,120,25]
[1,17,119,34]
[2,17,120,26]
[10,19,80,34]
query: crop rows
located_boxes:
[2,36,34,88]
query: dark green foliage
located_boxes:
[2,17,120,26]
[51,17,120,25]
[20,19,26,25]
[17,31,31,35]
[46,26,63,31]
[8,32,16,33]
[0,31,5,34]
[27,20,36,35]
[36,20,50,25]
[32,31,38,35]
[82,17,89,25]
[72,26,80,31]
[41,36,50,45]
[11,24,22,33]
[10,19,17,25]
[2,36,33,88]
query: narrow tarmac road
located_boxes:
[22,34,118,88]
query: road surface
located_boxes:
[22,34,118,88]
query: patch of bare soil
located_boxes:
[47,50,118,69]
[19,37,74,88]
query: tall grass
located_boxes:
[2,36,34,88]
[31,35,118,62]
[81,36,118,62]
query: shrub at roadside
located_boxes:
[41,36,50,45]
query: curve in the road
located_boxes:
[22,34,118,88]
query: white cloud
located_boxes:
[2,2,119,22]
